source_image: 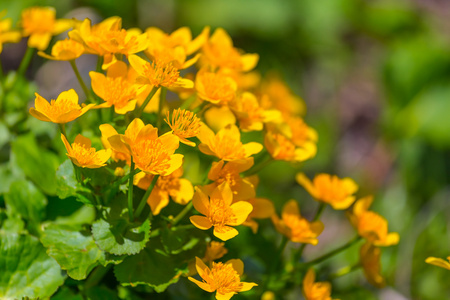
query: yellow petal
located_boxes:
[226,259,244,275]
[60,133,72,154]
[147,187,169,215]
[239,282,258,292]
[192,188,209,216]
[241,53,259,72]
[74,134,91,148]
[242,142,263,157]
[215,292,235,300]
[295,173,318,199]
[250,198,275,219]
[188,277,215,293]
[425,257,450,270]
[229,201,253,226]
[213,226,238,241]
[29,108,51,122]
[170,178,194,205]
[190,215,212,230]
[128,54,147,75]
[282,200,300,220]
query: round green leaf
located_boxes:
[0,233,65,299]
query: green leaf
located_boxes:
[4,180,47,223]
[41,224,104,280]
[0,121,10,150]
[52,287,84,300]
[161,225,204,255]
[86,286,120,300]
[0,162,25,194]
[92,196,151,256]
[114,241,180,292]
[92,217,151,256]
[11,133,60,195]
[55,159,94,205]
[0,233,65,299]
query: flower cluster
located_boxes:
[10,5,402,299]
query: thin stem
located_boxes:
[157,87,167,131]
[58,123,67,138]
[179,95,196,110]
[171,201,193,226]
[313,202,326,221]
[69,60,92,100]
[135,175,159,219]
[305,236,362,266]
[128,158,135,221]
[84,265,112,289]
[262,236,289,292]
[328,262,361,280]
[244,153,273,177]
[136,85,159,118]
[17,47,34,79]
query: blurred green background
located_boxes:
[2,0,450,299]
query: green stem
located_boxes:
[96,56,103,72]
[328,262,361,280]
[84,265,112,289]
[172,201,193,226]
[157,87,167,131]
[136,86,159,118]
[292,203,326,264]
[17,47,34,79]
[149,224,195,238]
[69,60,92,100]
[135,175,159,219]
[305,236,362,266]
[262,236,289,292]
[179,95,196,110]
[244,153,273,177]
[58,123,67,138]
[128,158,135,221]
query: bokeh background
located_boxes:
[1,0,450,299]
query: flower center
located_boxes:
[103,77,136,107]
[358,211,388,242]
[272,133,296,160]
[212,134,245,160]
[208,197,236,228]
[143,59,180,88]
[70,143,99,166]
[200,72,235,103]
[45,98,81,120]
[166,108,201,139]
[132,138,171,174]
[204,262,242,294]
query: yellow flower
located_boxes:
[203,241,228,262]
[286,117,318,149]
[302,269,335,300]
[99,124,131,164]
[21,7,73,50]
[348,196,399,247]
[272,200,323,245]
[260,73,306,117]
[90,61,141,114]
[61,134,111,168]
[38,38,84,60]
[201,28,259,72]
[264,122,317,163]
[198,124,263,161]
[360,242,385,288]
[296,173,358,210]
[188,257,257,300]
[165,108,201,147]
[231,92,281,132]
[190,182,253,241]
[29,89,94,124]
[107,118,183,176]
[242,197,275,234]
[202,158,256,201]
[128,54,193,88]
[0,11,21,53]
[134,166,193,215]
[69,17,148,69]
[204,106,236,133]
[195,68,237,105]
[425,256,450,270]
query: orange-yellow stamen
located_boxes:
[165,108,201,139]
[203,262,243,294]
[144,59,179,87]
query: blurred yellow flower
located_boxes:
[134,166,193,215]
[195,68,237,105]
[425,256,450,270]
[272,200,323,245]
[302,269,335,300]
[202,158,256,201]
[360,242,385,288]
[90,61,140,114]
[201,27,259,72]
[61,134,111,168]
[264,129,316,163]
[198,124,263,161]
[190,182,253,241]
[128,54,193,88]
[29,89,94,124]
[296,173,358,210]
[165,108,201,146]
[21,6,73,50]
[0,11,21,53]
[242,197,275,234]
[107,118,183,176]
[231,92,280,132]
[348,196,399,247]
[69,17,148,69]
[38,38,84,61]
[188,257,257,300]
[203,241,228,263]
